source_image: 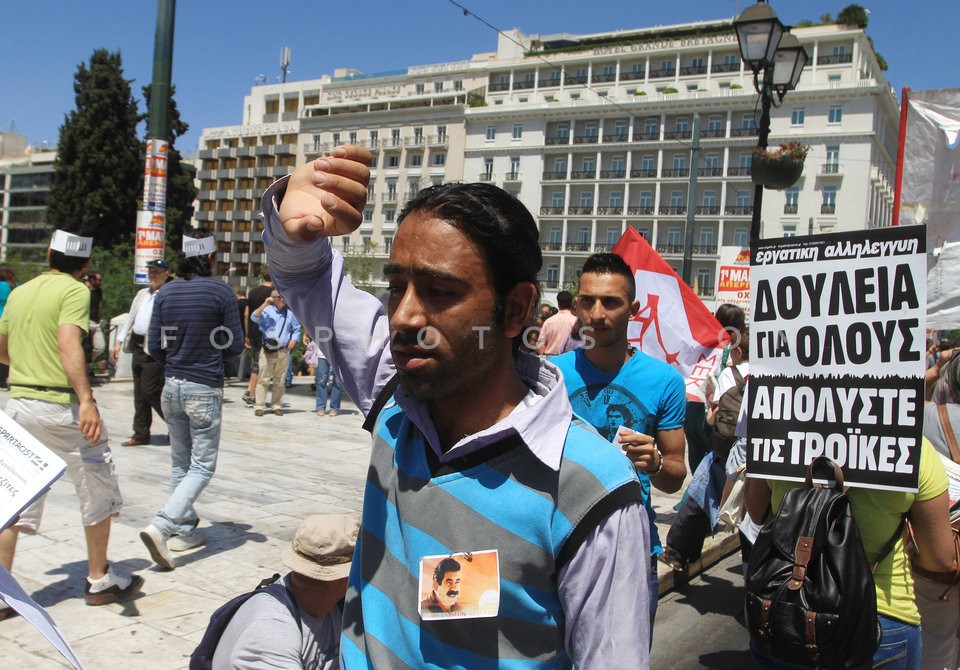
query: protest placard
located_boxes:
[0,408,66,528]
[748,225,926,491]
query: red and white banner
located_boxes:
[612,227,728,401]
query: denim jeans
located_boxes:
[154,378,223,538]
[750,615,921,670]
[314,358,342,412]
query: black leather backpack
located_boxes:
[745,457,902,669]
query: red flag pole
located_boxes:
[892,86,910,226]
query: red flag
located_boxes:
[612,227,728,401]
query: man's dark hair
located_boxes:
[177,229,215,279]
[581,253,636,302]
[556,291,574,310]
[433,557,461,585]
[262,269,272,283]
[49,249,88,274]
[398,183,542,333]
[606,403,633,425]
[715,303,746,334]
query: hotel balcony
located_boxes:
[821,203,837,214]
[817,53,853,65]
[659,205,688,215]
[542,171,567,180]
[600,169,626,179]
[661,168,690,178]
[727,166,752,177]
[725,205,753,215]
[630,168,657,178]
[627,206,655,215]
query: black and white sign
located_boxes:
[748,225,926,492]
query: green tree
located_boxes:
[837,4,869,28]
[88,241,138,326]
[142,84,197,255]
[47,49,142,249]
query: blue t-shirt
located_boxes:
[553,348,687,554]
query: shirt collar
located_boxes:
[394,353,573,471]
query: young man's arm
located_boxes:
[58,323,101,443]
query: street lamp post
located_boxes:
[734,2,809,245]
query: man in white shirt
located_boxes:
[111,258,169,446]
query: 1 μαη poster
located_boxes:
[748,225,926,492]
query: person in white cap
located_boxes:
[140,229,244,569]
[211,513,359,670]
[0,230,143,613]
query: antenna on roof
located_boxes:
[280,47,291,83]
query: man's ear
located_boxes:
[503,282,538,339]
[630,299,641,317]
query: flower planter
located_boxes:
[751,153,804,190]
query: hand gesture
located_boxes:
[278,145,372,243]
[616,427,661,473]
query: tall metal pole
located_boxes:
[681,114,701,286]
[750,70,773,245]
[135,0,176,284]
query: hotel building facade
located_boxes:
[196,17,899,308]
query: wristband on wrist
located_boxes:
[645,445,664,478]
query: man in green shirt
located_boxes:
[0,230,143,614]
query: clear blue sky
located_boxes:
[2,0,953,154]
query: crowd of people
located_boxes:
[0,144,958,670]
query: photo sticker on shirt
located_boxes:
[418,550,500,621]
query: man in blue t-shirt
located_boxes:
[553,252,687,634]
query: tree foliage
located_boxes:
[837,4,869,28]
[47,49,142,250]
[142,84,197,254]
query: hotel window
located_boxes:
[673,154,687,170]
[483,158,493,178]
[611,156,625,173]
[433,152,446,166]
[387,155,399,168]
[741,114,756,130]
[554,157,567,173]
[509,156,520,177]
[736,190,751,207]
[702,190,717,207]
[607,227,620,244]
[383,236,393,253]
[637,226,651,241]
[547,264,560,285]
[391,129,401,145]
[549,226,562,244]
[609,191,623,208]
[791,107,805,125]
[332,132,340,145]
[415,83,425,94]
[783,224,797,238]
[826,145,840,166]
[705,153,720,168]
[667,227,682,246]
[613,120,628,138]
[408,154,422,167]
[832,45,847,57]
[699,227,715,247]
[697,268,712,290]
[486,126,496,141]
[707,115,723,132]
[437,126,447,142]
[823,185,837,210]
[828,106,843,124]
[546,70,561,86]
[639,191,653,207]
[602,65,615,78]
[675,117,689,133]
[384,209,396,222]
[692,57,705,70]
[578,226,590,244]
[579,191,593,208]
[369,130,378,143]
[582,157,595,174]
[453,80,463,91]
[723,54,738,66]
[434,81,444,92]
[733,227,749,247]
[641,155,656,171]
[644,118,659,135]
[670,191,685,208]
[785,186,799,210]
[552,192,564,208]
[349,131,358,144]
[413,127,423,143]
[363,209,373,222]
[513,123,524,139]
[739,152,752,168]
[584,122,598,139]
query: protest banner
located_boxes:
[747,225,926,491]
[716,246,751,319]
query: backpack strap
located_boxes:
[871,515,907,573]
[362,373,400,434]
[937,403,960,464]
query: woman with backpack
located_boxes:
[744,440,957,669]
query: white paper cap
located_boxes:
[50,230,93,258]
[182,233,216,258]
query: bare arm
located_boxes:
[58,323,100,443]
[617,427,686,494]
[744,476,772,525]
[909,491,957,574]
[0,333,8,366]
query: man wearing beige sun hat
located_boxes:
[209,513,359,670]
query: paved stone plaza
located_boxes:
[0,376,735,669]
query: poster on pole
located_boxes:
[747,225,926,492]
[716,246,751,319]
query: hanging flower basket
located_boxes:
[751,142,809,190]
